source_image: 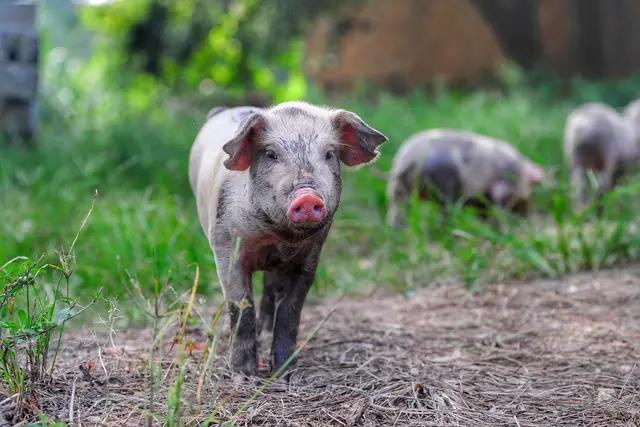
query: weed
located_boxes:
[0,195,100,417]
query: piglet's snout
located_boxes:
[287,191,326,224]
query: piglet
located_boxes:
[189,102,387,376]
[386,129,544,227]
[564,102,639,205]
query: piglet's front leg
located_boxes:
[270,266,315,373]
[215,242,258,377]
[227,292,258,376]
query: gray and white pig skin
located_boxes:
[386,129,544,228]
[189,102,387,376]
[624,98,640,135]
[564,102,639,205]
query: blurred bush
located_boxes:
[77,0,358,103]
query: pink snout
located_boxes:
[287,192,326,224]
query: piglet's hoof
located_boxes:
[230,352,258,378]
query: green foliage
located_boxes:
[77,0,353,102]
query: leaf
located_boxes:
[17,308,28,326]
[525,250,556,277]
[0,320,18,333]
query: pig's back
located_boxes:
[623,100,640,166]
[451,132,522,197]
[391,129,469,172]
[564,103,633,165]
[392,129,494,198]
[189,107,261,243]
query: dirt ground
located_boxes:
[3,267,640,426]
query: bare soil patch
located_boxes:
[3,268,640,426]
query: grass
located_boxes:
[0,195,99,417]
[3,68,640,310]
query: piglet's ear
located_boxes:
[333,110,388,167]
[222,113,266,171]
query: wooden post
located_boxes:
[0,0,38,144]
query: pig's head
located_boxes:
[489,159,545,214]
[222,102,387,235]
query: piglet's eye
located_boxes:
[265,150,278,161]
[325,150,335,161]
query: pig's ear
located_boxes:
[222,113,266,171]
[333,110,388,167]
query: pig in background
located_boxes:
[189,102,387,376]
[564,101,640,207]
[386,129,544,228]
